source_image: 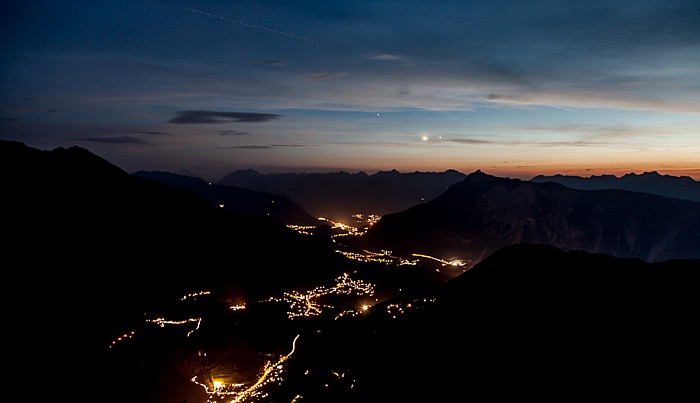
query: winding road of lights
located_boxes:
[192,334,301,403]
[109,291,211,348]
[412,253,466,267]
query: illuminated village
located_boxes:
[99,211,477,402]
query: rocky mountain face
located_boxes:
[357,170,700,265]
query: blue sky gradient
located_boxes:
[1,0,699,180]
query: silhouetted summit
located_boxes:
[358,170,700,264]
[1,140,343,371]
[532,171,700,201]
[2,140,343,291]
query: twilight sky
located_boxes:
[2,0,699,181]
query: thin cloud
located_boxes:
[168,110,282,124]
[79,136,146,144]
[369,54,402,61]
[303,72,348,81]
[496,139,610,148]
[130,130,170,135]
[220,144,314,149]
[450,139,493,144]
[222,145,272,149]
[219,130,251,136]
[254,60,287,66]
[485,92,700,114]
[270,144,315,147]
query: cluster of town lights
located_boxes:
[266,273,375,319]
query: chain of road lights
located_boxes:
[110,275,436,346]
[108,279,439,402]
[384,297,437,319]
[108,291,212,348]
[181,291,211,300]
[108,330,135,348]
[109,272,373,347]
[265,273,375,319]
[192,334,301,403]
[335,249,418,265]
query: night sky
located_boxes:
[2,1,699,181]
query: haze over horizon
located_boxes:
[2,1,699,181]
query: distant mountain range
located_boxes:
[133,170,319,225]
[357,170,700,264]
[218,168,467,221]
[531,171,700,202]
[5,139,699,401]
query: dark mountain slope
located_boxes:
[532,171,700,202]
[280,243,700,402]
[0,140,347,397]
[1,140,337,290]
[218,168,466,221]
[133,170,318,225]
[358,170,700,264]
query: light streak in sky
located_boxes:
[185,8,319,44]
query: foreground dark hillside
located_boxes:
[0,140,347,396]
[133,170,319,225]
[358,170,700,265]
[279,243,700,401]
[2,140,340,292]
